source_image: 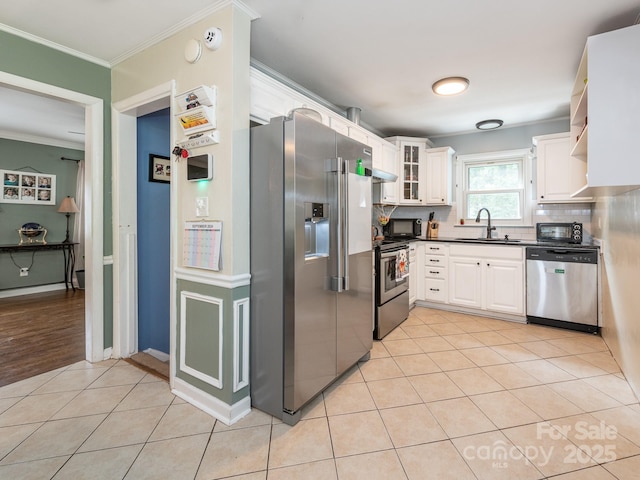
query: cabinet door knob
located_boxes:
[477,262,480,266]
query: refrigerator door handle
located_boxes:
[342,159,350,291]
[329,157,344,292]
[338,159,349,291]
[336,157,344,292]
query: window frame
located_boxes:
[456,149,533,227]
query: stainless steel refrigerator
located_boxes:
[250,112,373,425]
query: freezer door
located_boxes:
[284,113,338,414]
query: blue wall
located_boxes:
[137,109,170,354]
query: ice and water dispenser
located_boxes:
[304,202,329,259]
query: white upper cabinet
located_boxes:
[250,66,400,207]
[570,24,640,197]
[347,126,368,145]
[378,142,399,204]
[534,133,593,203]
[424,147,454,205]
[399,140,425,205]
[330,116,350,137]
[349,129,399,205]
[250,68,328,126]
[385,137,433,205]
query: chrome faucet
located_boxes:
[475,208,496,239]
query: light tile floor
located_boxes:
[1,307,639,479]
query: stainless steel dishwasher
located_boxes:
[526,247,598,333]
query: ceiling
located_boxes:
[1,0,639,149]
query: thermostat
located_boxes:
[187,154,213,181]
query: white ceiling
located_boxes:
[1,0,639,148]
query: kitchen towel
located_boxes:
[396,249,409,281]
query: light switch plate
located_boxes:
[196,197,209,217]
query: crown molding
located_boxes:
[110,0,260,66]
[0,22,110,68]
[0,0,260,69]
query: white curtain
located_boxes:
[73,160,85,284]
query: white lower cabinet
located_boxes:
[422,242,448,303]
[484,259,524,315]
[448,245,525,316]
[449,257,482,308]
[409,243,418,306]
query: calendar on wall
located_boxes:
[183,221,222,271]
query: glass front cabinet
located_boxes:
[384,137,431,205]
[401,142,422,204]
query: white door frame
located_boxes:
[111,81,174,362]
[0,71,105,362]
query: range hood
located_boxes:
[366,167,398,183]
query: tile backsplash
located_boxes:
[375,203,593,242]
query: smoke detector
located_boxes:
[204,27,223,51]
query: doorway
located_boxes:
[112,82,174,381]
[134,108,171,376]
[0,71,104,364]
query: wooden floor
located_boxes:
[0,289,85,387]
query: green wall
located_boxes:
[0,30,113,346]
[0,139,83,289]
[176,279,250,406]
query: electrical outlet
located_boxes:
[20,268,29,277]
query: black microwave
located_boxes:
[536,222,583,244]
[383,218,422,238]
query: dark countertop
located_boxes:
[414,236,600,249]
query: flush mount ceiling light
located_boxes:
[432,76,470,96]
[475,119,504,130]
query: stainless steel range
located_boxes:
[374,240,410,339]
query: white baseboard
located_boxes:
[172,377,251,426]
[103,347,113,361]
[0,283,67,299]
[144,348,170,363]
[414,300,527,324]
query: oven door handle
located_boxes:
[381,248,406,259]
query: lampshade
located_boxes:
[58,196,80,213]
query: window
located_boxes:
[457,149,532,225]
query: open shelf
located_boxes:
[570,125,588,159]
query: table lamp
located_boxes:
[57,196,80,243]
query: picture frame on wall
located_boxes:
[1,169,56,205]
[149,154,171,183]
